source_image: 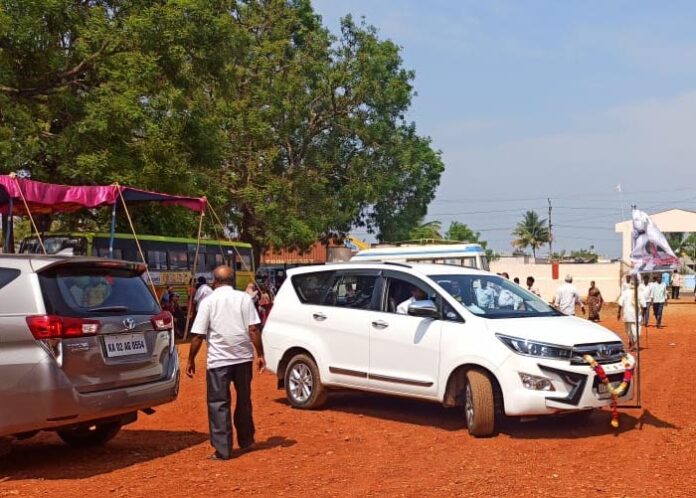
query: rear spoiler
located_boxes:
[32,257,147,275]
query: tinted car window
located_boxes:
[0,268,20,290]
[329,273,378,310]
[292,271,336,305]
[39,267,159,317]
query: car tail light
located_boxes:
[26,315,101,339]
[151,311,173,331]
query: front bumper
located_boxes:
[0,349,180,437]
[497,353,635,416]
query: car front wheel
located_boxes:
[57,421,122,447]
[284,354,327,409]
[464,370,496,437]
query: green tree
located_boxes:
[512,210,550,259]
[446,221,480,243]
[408,220,442,240]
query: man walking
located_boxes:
[553,274,585,316]
[650,274,668,328]
[187,266,264,460]
[671,270,681,300]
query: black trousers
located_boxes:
[671,286,680,299]
[652,302,665,326]
[206,361,255,459]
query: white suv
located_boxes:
[262,263,634,436]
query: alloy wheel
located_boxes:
[289,363,313,403]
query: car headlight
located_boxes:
[496,334,573,360]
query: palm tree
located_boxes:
[409,220,443,240]
[512,210,550,258]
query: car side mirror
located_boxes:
[408,299,440,319]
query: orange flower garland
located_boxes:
[583,354,635,428]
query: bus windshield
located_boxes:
[21,236,87,256]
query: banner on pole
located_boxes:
[629,209,680,274]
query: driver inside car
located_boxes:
[396,286,428,314]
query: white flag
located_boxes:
[629,209,680,274]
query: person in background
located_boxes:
[187,266,264,461]
[586,281,604,322]
[163,293,185,337]
[513,277,520,285]
[257,283,274,327]
[501,272,510,280]
[617,279,646,350]
[671,270,681,300]
[553,275,585,316]
[160,285,174,306]
[193,276,213,310]
[639,275,651,327]
[650,274,668,328]
[526,276,541,297]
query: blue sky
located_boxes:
[314,0,696,257]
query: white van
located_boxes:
[262,263,634,437]
[351,243,489,270]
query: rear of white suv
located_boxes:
[263,263,634,437]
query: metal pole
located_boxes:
[109,201,117,258]
[547,197,553,261]
[633,273,642,407]
[3,198,13,253]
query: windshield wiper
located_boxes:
[87,305,129,312]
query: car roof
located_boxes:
[0,254,144,272]
[286,262,489,278]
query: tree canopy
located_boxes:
[0,0,444,259]
[512,210,550,258]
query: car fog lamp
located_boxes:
[518,372,555,391]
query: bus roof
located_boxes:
[25,232,252,248]
[352,243,485,260]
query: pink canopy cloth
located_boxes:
[0,175,207,215]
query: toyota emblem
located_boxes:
[123,318,136,330]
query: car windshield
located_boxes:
[428,274,562,319]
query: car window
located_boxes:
[292,271,336,305]
[0,268,20,290]
[39,267,159,316]
[328,273,378,310]
[385,277,431,314]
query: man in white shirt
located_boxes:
[187,266,264,460]
[650,274,668,328]
[193,276,213,310]
[526,276,541,297]
[553,275,585,316]
[397,286,428,314]
[617,282,647,349]
[671,270,681,300]
[638,275,652,327]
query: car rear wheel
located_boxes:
[464,370,496,437]
[57,421,122,447]
[285,354,327,409]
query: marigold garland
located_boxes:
[583,354,635,428]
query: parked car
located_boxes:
[0,255,179,448]
[262,262,634,437]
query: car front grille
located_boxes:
[570,341,625,365]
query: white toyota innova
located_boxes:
[262,263,634,436]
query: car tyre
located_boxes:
[57,421,122,447]
[464,370,496,437]
[284,354,327,409]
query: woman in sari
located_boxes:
[586,281,604,321]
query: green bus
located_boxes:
[19,232,255,299]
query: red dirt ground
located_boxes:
[2,303,695,497]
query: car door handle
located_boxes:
[313,312,327,321]
[372,320,389,329]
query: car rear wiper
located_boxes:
[87,305,129,312]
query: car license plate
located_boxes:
[104,333,147,357]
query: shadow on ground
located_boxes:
[0,429,208,480]
[276,392,680,439]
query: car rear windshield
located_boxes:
[39,267,159,317]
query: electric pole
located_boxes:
[548,197,553,262]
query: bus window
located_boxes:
[189,251,206,272]
[97,248,123,260]
[462,257,477,268]
[147,250,168,270]
[235,251,253,272]
[169,250,188,270]
[205,253,224,271]
[21,236,87,255]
